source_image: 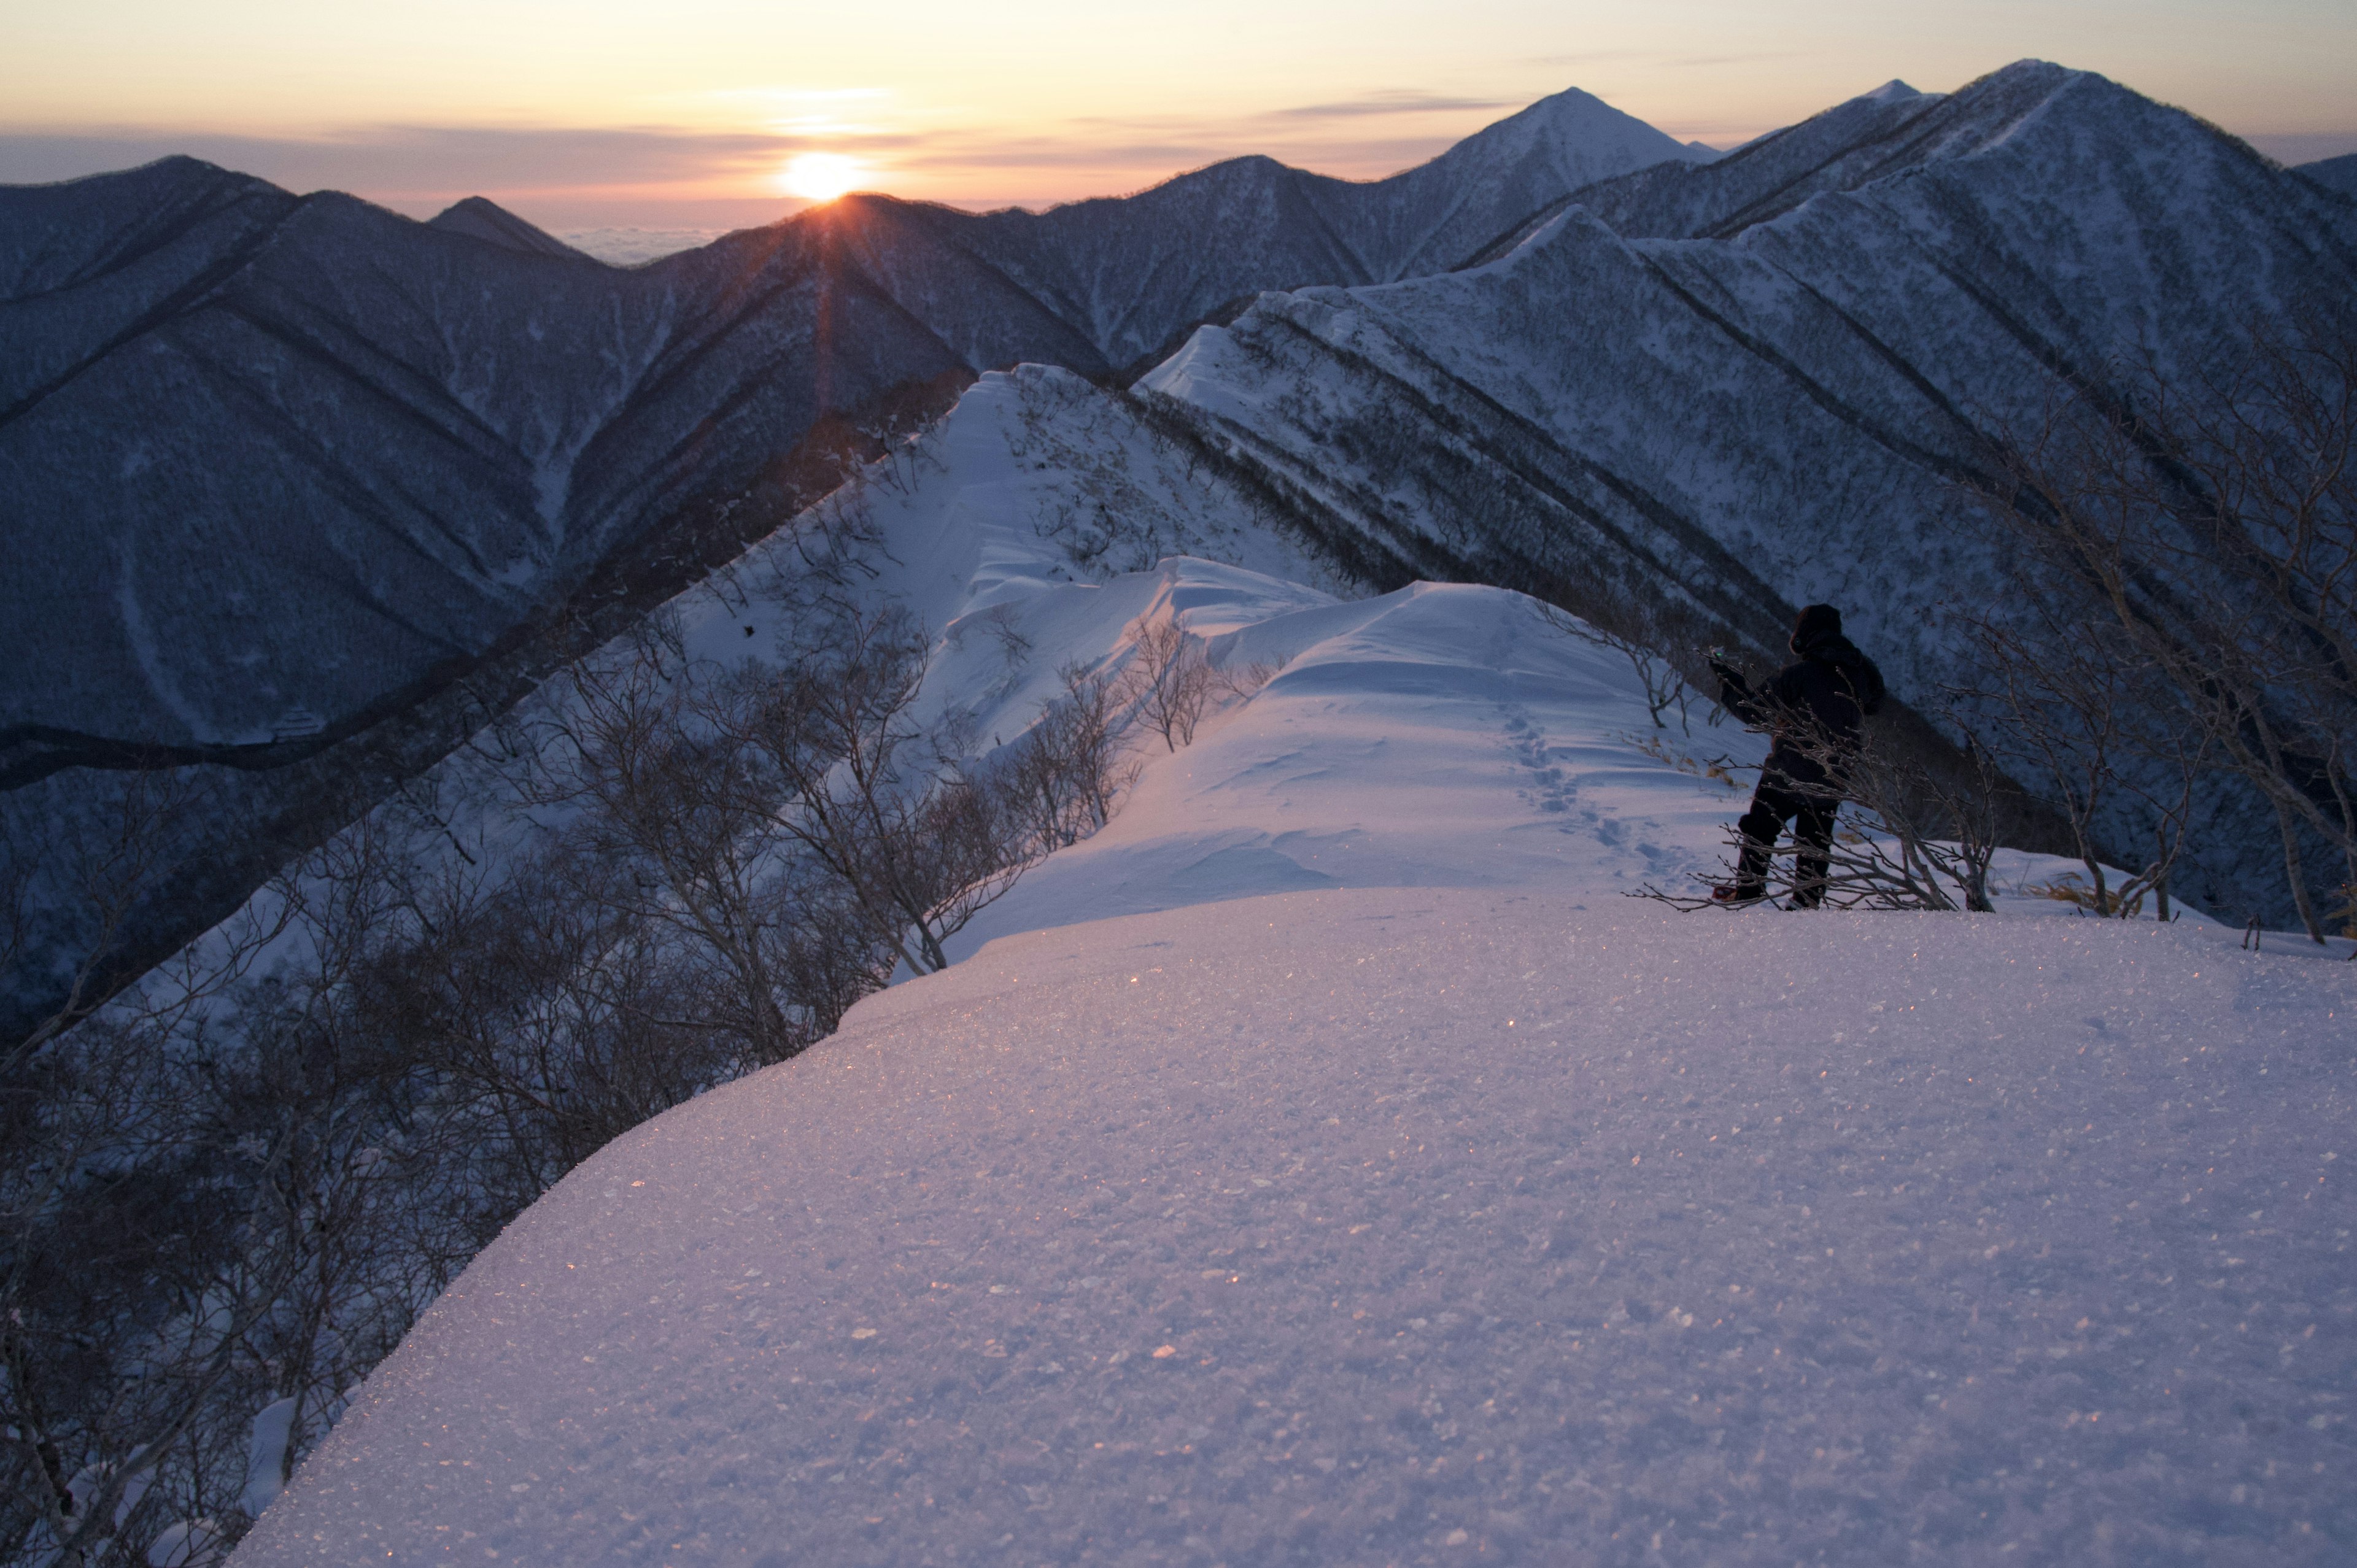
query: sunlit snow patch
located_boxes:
[231,890,2355,1566]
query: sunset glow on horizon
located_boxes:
[3,0,2351,231]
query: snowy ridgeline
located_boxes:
[234,893,2353,1566]
[225,371,2357,1566]
[295,361,2131,978]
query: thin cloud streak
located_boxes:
[0,125,807,194]
[1262,91,1515,120]
[1529,48,1799,69]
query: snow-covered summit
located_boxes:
[1346,85,1716,279]
[425,196,597,262]
[915,83,1710,369]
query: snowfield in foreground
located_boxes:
[236,892,2351,1567]
[223,365,2356,1567]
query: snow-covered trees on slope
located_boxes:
[1134,61,2357,923]
[0,593,1177,1564]
[1959,312,2357,941]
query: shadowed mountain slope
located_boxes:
[10,61,2349,1030]
[2,179,983,754]
[0,91,1700,1040]
[1,89,1699,759]
[946,86,1714,368]
[425,195,596,261]
[1140,60,2357,916]
[2298,152,2357,200]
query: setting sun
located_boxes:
[780,151,866,201]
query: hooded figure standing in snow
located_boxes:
[1709,604,1885,908]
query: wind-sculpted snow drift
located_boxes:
[190,362,2348,1567]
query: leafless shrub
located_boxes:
[2330,881,2357,941]
[1625,732,1746,792]
[1537,601,1696,732]
[2,769,224,1070]
[1213,657,1281,702]
[1814,724,2013,913]
[1,836,303,1566]
[1004,663,1140,852]
[1117,617,1219,752]
[1946,608,2206,920]
[525,616,820,1062]
[1963,309,2356,940]
[1,587,1147,1562]
[702,602,1038,976]
[1635,711,2013,914]
[973,604,1033,669]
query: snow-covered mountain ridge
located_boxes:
[18,55,2357,1564]
[1136,60,2357,916]
[265,360,2143,965]
[232,763,2355,1566]
[12,59,2345,1040]
[0,85,1695,759]
[104,348,2357,1568]
[0,85,1699,1040]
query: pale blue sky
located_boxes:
[2,0,2350,227]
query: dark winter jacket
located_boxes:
[1717,630,1887,795]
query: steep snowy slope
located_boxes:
[1139,60,2357,914]
[1462,79,1945,259]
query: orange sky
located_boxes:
[4,0,2351,230]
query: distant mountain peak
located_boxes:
[1430,83,1714,174]
[426,196,596,262]
[1859,79,1922,103]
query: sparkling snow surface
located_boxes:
[233,372,2355,1566]
[236,895,2352,1567]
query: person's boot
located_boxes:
[1711,882,1766,906]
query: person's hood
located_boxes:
[1794,628,1868,667]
